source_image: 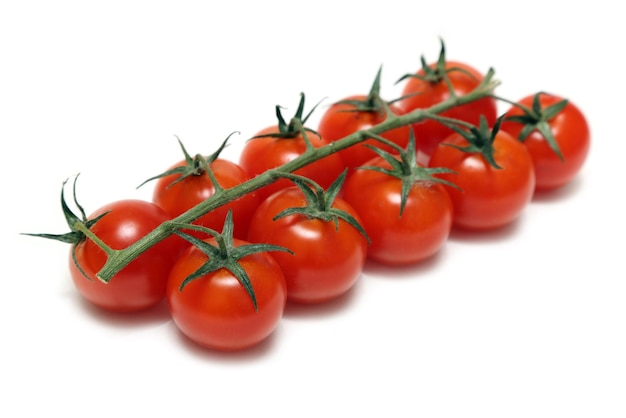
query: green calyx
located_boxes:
[21,174,112,281]
[332,65,392,116]
[272,171,371,245]
[502,92,568,161]
[252,92,323,141]
[396,37,478,91]
[172,211,292,311]
[359,128,460,216]
[137,132,237,190]
[438,114,505,169]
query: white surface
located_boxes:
[2,1,625,417]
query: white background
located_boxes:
[2,1,625,417]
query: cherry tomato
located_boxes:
[247,186,368,304]
[428,128,535,230]
[342,156,454,266]
[397,43,497,163]
[499,92,590,191]
[71,199,186,312]
[318,96,409,171]
[151,158,260,240]
[166,237,287,351]
[317,67,411,175]
[239,94,345,202]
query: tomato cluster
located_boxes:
[28,40,590,352]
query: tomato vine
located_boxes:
[93,69,499,283]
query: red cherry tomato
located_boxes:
[500,93,590,191]
[166,237,287,351]
[247,186,368,304]
[239,127,344,202]
[71,199,185,312]
[239,94,345,202]
[397,42,497,163]
[342,156,454,266]
[151,158,260,240]
[428,129,535,230]
[317,95,410,173]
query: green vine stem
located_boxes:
[96,69,500,283]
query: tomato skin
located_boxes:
[317,95,410,172]
[238,127,345,202]
[500,94,590,190]
[342,158,454,266]
[247,187,368,304]
[152,158,260,239]
[398,61,498,162]
[428,131,536,230]
[70,200,185,313]
[166,238,287,351]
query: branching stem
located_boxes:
[96,72,500,283]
